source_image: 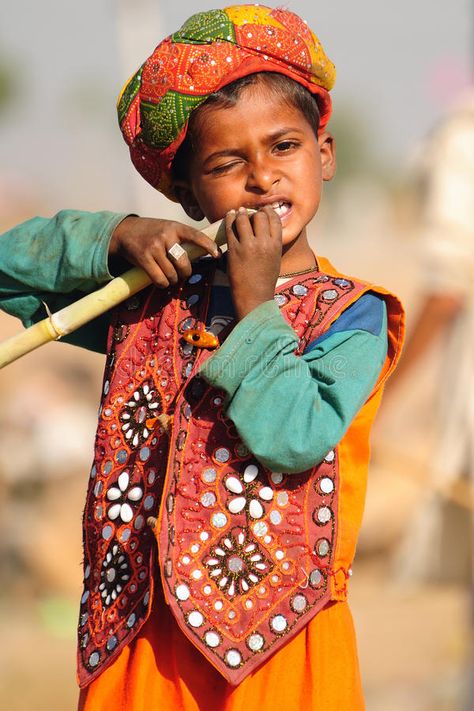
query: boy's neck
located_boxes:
[279,232,317,276]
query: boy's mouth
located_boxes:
[271,201,291,219]
[248,199,292,219]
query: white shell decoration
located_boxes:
[317,506,332,524]
[291,594,307,613]
[108,504,121,520]
[175,584,190,601]
[128,487,143,501]
[247,633,264,651]
[188,611,204,628]
[249,499,264,519]
[118,471,129,490]
[228,497,246,514]
[243,464,259,483]
[259,487,274,501]
[205,631,220,648]
[121,504,133,523]
[270,615,287,633]
[320,477,334,494]
[225,476,244,494]
[225,649,242,667]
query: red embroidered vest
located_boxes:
[77,257,404,687]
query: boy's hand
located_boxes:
[226,206,282,321]
[109,216,220,287]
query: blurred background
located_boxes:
[0,1,472,709]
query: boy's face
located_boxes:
[174,82,336,249]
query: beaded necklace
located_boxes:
[278,262,318,279]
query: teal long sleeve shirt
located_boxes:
[200,298,387,472]
[0,210,128,352]
[0,210,388,473]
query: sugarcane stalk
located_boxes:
[0,218,227,369]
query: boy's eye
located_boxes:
[210,161,241,175]
[275,140,299,152]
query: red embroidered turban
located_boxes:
[117,4,336,201]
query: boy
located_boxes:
[0,6,404,709]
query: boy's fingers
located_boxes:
[165,244,192,280]
[225,209,237,237]
[224,209,236,230]
[225,210,240,250]
[148,242,179,284]
[233,208,256,242]
[260,206,282,239]
[251,209,271,238]
[177,223,221,258]
[159,256,180,285]
[140,255,171,288]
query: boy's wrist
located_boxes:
[107,214,139,275]
[108,214,140,257]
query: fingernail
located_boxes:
[227,208,236,216]
[238,206,246,214]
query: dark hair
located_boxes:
[171,72,320,182]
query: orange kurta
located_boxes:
[79,588,364,711]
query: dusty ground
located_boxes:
[354,560,471,711]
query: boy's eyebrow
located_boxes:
[203,127,305,164]
[267,126,305,141]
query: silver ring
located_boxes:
[167,243,186,261]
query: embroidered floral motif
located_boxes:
[224,464,274,519]
[202,527,274,597]
[119,382,161,448]
[99,542,131,606]
[106,470,143,523]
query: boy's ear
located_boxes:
[173,182,206,221]
[318,131,336,181]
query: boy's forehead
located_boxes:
[117,4,335,201]
[193,85,312,153]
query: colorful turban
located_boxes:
[117,4,336,201]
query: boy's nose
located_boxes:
[246,161,279,193]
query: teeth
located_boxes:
[252,201,290,216]
[272,202,290,217]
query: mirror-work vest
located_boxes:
[77,256,404,687]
